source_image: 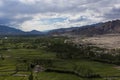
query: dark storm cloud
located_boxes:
[0,0,86,14]
[104,7,120,20]
[0,0,88,26]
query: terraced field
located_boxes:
[0,49,120,80]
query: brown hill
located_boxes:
[49,19,120,36]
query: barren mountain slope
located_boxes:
[72,34,120,49]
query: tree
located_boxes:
[28,72,33,80]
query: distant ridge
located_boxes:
[0,25,24,35]
[0,19,120,36]
[0,25,42,36]
[48,19,120,36]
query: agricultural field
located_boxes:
[0,37,120,80]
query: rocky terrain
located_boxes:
[49,19,120,37]
[71,34,120,49]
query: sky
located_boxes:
[0,0,120,31]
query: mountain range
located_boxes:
[0,19,120,36]
[48,19,120,36]
[0,25,43,36]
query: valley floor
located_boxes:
[0,49,120,80]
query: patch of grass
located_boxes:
[34,72,82,80]
[52,59,120,76]
[0,49,120,80]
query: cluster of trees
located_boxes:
[47,42,120,64]
[2,36,119,65]
[1,37,120,79]
[0,37,65,49]
[16,57,54,72]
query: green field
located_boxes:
[0,37,120,80]
[0,49,120,80]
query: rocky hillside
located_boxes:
[49,19,120,36]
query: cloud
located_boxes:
[0,0,119,31]
[104,4,120,20]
